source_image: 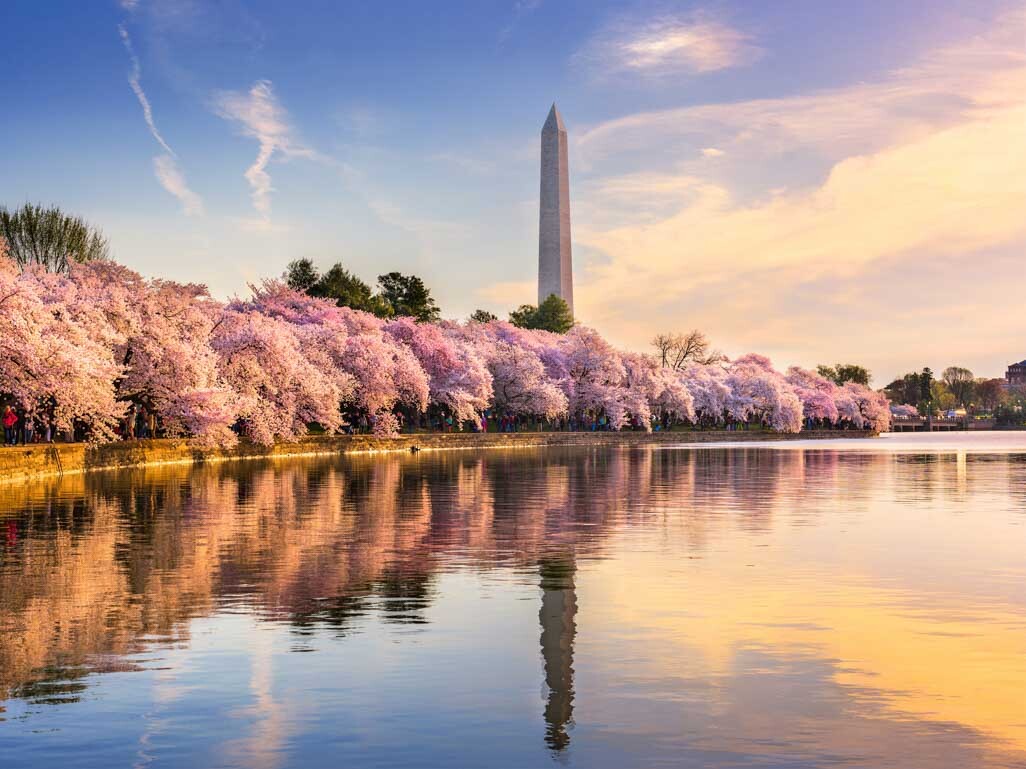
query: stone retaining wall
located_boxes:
[0,430,876,485]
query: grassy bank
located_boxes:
[0,429,877,485]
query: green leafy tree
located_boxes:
[377,272,440,322]
[816,363,871,386]
[941,366,975,407]
[931,380,957,411]
[319,264,392,316]
[995,391,1026,426]
[0,203,109,272]
[509,304,537,328]
[975,378,1007,412]
[508,294,574,333]
[286,260,392,317]
[282,261,440,321]
[469,309,498,323]
[884,372,925,405]
[284,258,320,292]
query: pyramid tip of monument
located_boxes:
[544,103,566,131]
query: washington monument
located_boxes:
[538,103,573,315]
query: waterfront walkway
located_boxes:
[0,430,875,485]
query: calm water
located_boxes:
[2,433,1025,768]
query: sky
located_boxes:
[2,0,1024,384]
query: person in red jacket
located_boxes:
[3,405,18,446]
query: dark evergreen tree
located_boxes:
[509,294,574,334]
[377,272,440,322]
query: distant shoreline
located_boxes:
[0,430,877,485]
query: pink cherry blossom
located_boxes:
[0,261,123,439]
[385,317,492,423]
[684,363,732,425]
[786,367,841,425]
[558,326,629,427]
[726,354,803,433]
[891,403,918,418]
[844,382,892,432]
[0,249,892,443]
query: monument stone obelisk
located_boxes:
[538,103,573,315]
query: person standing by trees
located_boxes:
[22,412,34,444]
[125,403,137,439]
[3,405,18,446]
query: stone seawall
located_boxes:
[0,430,876,485]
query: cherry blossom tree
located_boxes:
[456,321,566,420]
[339,332,429,434]
[385,317,491,423]
[650,365,696,425]
[726,354,803,433]
[685,363,732,426]
[212,308,344,445]
[0,247,893,444]
[556,326,630,428]
[65,262,238,444]
[239,280,359,427]
[0,261,123,439]
[620,352,696,429]
[786,367,841,426]
[486,338,567,419]
[844,382,892,432]
[891,403,918,418]
[833,385,865,427]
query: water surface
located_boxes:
[2,434,1025,768]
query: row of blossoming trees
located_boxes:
[0,258,890,446]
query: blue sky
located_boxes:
[2,0,1023,381]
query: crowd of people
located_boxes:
[2,405,52,446]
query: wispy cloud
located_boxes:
[213,80,314,222]
[579,12,760,77]
[154,155,203,216]
[119,24,173,155]
[576,11,1025,171]
[118,22,203,216]
[570,8,1026,380]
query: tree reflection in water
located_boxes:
[2,444,1026,768]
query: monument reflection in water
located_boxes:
[1,440,1025,768]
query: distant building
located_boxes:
[1006,360,1026,387]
